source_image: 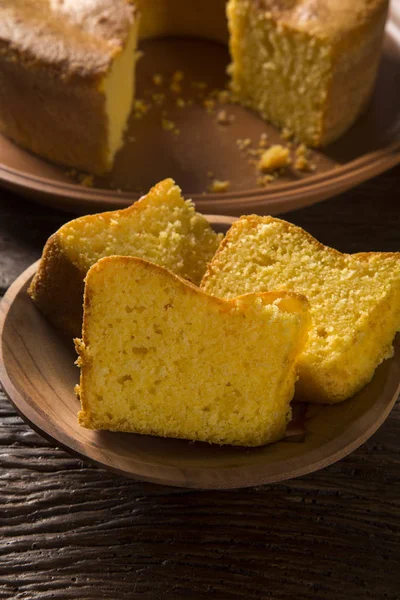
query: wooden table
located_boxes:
[1,172,399,600]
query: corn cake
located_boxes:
[0,0,388,174]
[0,0,140,175]
[201,216,400,404]
[28,179,222,339]
[227,0,389,146]
[76,256,310,446]
[0,0,227,174]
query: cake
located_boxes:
[28,179,222,338]
[76,256,310,446]
[0,0,388,174]
[227,0,389,146]
[201,216,400,404]
[0,0,140,175]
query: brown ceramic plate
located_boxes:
[0,9,400,216]
[1,216,399,489]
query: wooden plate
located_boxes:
[0,8,400,216]
[1,216,399,489]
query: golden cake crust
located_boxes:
[251,0,388,42]
[0,0,137,80]
[28,179,222,339]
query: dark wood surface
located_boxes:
[1,170,400,599]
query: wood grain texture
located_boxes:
[1,166,400,598]
[1,387,399,600]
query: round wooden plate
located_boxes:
[1,217,399,489]
[0,8,400,216]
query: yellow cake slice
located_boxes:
[227,0,389,146]
[201,216,400,404]
[28,179,222,338]
[0,0,140,175]
[76,256,310,446]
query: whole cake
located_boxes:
[0,0,388,173]
[28,179,222,338]
[76,256,310,446]
[201,215,400,404]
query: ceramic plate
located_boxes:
[0,216,399,489]
[0,8,400,216]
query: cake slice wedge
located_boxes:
[201,215,400,404]
[28,179,222,339]
[76,256,310,446]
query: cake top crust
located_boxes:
[251,0,389,40]
[0,0,137,79]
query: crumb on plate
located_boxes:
[258,145,291,172]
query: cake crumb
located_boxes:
[152,74,163,86]
[170,81,182,94]
[172,70,184,82]
[217,90,232,104]
[216,110,234,125]
[294,155,311,171]
[257,174,276,186]
[79,174,94,187]
[192,81,207,90]
[208,179,230,193]
[152,93,165,105]
[236,137,252,151]
[133,99,149,118]
[248,148,264,157]
[258,145,291,172]
[259,133,269,148]
[162,118,176,131]
[204,98,216,113]
[294,143,312,171]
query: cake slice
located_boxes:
[201,215,400,404]
[28,179,222,338]
[0,0,139,175]
[76,257,310,446]
[227,0,389,146]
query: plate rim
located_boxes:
[1,243,399,489]
[0,139,399,212]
